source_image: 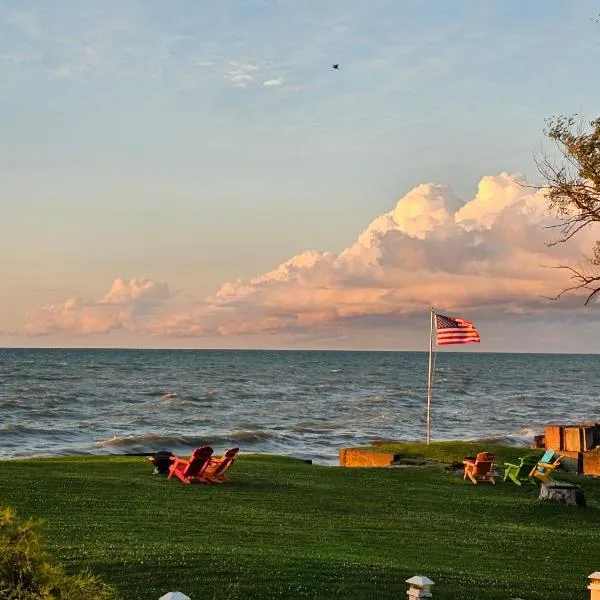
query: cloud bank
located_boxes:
[25,278,170,336]
[24,173,598,338]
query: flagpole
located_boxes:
[426,307,435,445]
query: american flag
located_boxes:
[435,313,481,345]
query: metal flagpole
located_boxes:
[426,307,435,445]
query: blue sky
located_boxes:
[3,1,600,350]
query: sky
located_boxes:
[2,0,600,352]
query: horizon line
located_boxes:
[1,346,598,356]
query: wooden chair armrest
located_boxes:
[537,461,558,469]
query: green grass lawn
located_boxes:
[1,442,599,600]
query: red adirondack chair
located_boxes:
[463,451,496,485]
[203,447,239,483]
[168,446,214,484]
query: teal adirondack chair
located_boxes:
[503,454,539,485]
[529,449,562,484]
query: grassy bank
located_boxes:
[2,442,600,599]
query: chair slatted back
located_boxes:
[539,449,556,464]
[518,455,539,473]
[476,452,495,462]
[183,446,213,477]
[211,447,239,476]
[473,452,495,476]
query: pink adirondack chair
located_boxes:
[168,446,214,484]
[203,447,239,483]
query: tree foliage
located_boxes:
[538,115,600,303]
[0,505,118,600]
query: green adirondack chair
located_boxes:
[503,454,540,486]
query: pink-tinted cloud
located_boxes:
[23,174,599,338]
[25,277,170,336]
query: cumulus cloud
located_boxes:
[25,277,170,336]
[262,78,283,87]
[23,173,600,339]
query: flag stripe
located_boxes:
[435,313,480,346]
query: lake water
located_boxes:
[1,348,598,464]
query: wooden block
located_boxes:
[583,452,600,476]
[544,425,563,451]
[339,448,397,467]
[564,427,583,452]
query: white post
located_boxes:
[159,592,191,600]
[588,572,600,599]
[406,575,434,599]
[426,307,435,445]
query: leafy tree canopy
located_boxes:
[538,115,600,303]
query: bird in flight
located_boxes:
[332,64,340,70]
